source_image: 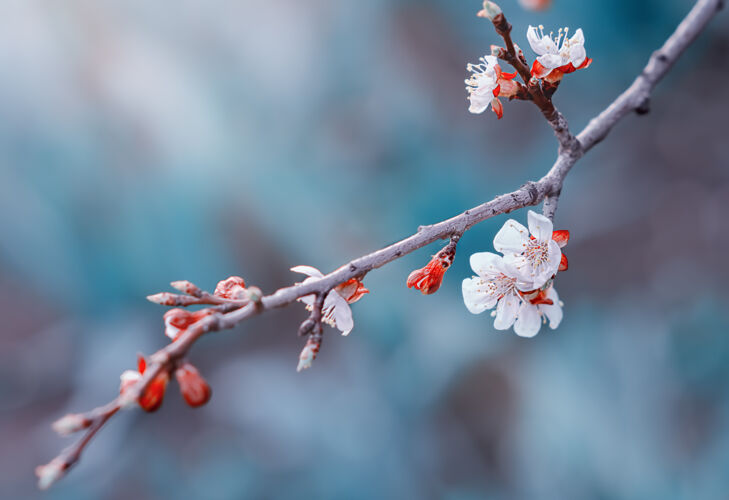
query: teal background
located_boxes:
[1,0,727,498]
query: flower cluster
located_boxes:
[462,211,569,337]
[119,356,211,411]
[466,3,591,118]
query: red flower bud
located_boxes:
[163,308,213,341]
[119,356,170,412]
[407,245,455,295]
[175,363,211,407]
[551,230,570,248]
[558,253,568,272]
[139,371,169,412]
[137,356,169,412]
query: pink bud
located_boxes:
[35,458,67,490]
[170,280,202,297]
[213,276,247,299]
[52,414,90,436]
[163,308,213,341]
[146,292,176,305]
[477,1,502,20]
[297,337,321,372]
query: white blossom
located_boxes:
[526,25,587,78]
[462,252,522,330]
[493,210,561,291]
[462,251,564,338]
[292,265,354,336]
[465,55,501,115]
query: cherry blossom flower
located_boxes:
[407,245,456,295]
[493,210,562,291]
[465,55,518,118]
[291,265,369,336]
[462,252,522,329]
[163,308,213,341]
[119,356,169,412]
[175,362,211,407]
[462,252,564,337]
[527,25,592,83]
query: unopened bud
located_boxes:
[138,370,170,412]
[214,276,247,300]
[175,363,211,407]
[490,44,504,57]
[36,458,67,490]
[296,337,321,372]
[170,280,202,297]
[146,292,175,305]
[406,244,456,295]
[164,308,213,341]
[477,1,502,20]
[246,286,263,303]
[52,414,90,436]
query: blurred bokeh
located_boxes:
[1,0,727,498]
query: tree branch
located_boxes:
[38,0,722,489]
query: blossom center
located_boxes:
[477,272,516,299]
[524,239,550,272]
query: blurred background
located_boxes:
[1,0,727,498]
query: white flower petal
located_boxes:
[298,294,315,307]
[120,370,141,383]
[493,293,519,330]
[462,277,499,314]
[482,55,499,68]
[468,94,492,114]
[570,28,585,46]
[514,301,541,338]
[469,252,503,277]
[331,294,354,335]
[493,219,529,255]
[502,253,535,289]
[526,26,545,55]
[291,265,324,278]
[527,210,553,242]
[569,43,586,67]
[546,239,562,276]
[539,287,563,329]
[537,53,564,69]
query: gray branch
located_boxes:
[38,0,722,489]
